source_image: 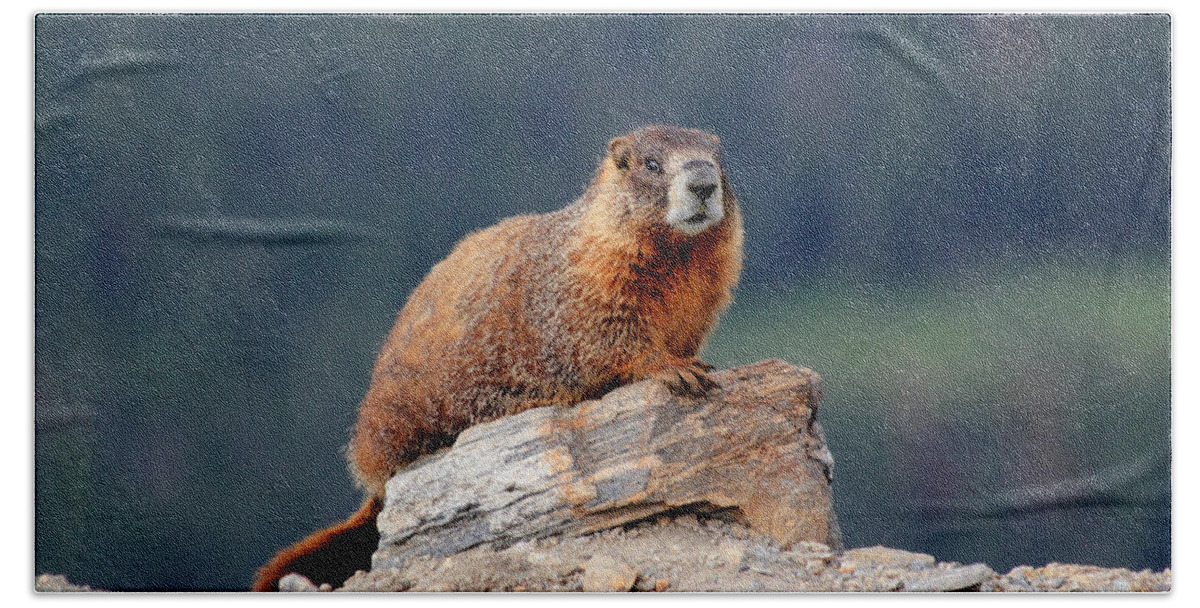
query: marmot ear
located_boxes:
[608,136,633,170]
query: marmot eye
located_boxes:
[644,158,661,173]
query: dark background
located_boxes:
[35,14,1170,591]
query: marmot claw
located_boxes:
[653,360,719,396]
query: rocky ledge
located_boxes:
[328,513,1168,593]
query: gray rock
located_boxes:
[277,572,321,592]
[35,574,101,593]
[903,563,995,592]
[845,546,937,569]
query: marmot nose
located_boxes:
[688,183,717,202]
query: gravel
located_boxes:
[35,513,1171,593]
[334,513,1171,593]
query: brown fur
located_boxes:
[253,126,744,590]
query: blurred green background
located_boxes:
[35,14,1169,590]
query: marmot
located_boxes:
[252,125,744,591]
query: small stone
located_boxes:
[35,574,98,592]
[654,579,670,592]
[748,564,775,576]
[791,541,833,556]
[582,555,638,592]
[903,563,995,592]
[845,546,937,569]
[318,583,333,592]
[721,543,746,567]
[277,573,320,592]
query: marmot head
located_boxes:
[603,126,731,237]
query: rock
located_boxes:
[845,546,936,569]
[903,563,995,592]
[582,555,637,592]
[372,360,838,572]
[982,563,1171,592]
[35,574,101,592]
[277,572,321,592]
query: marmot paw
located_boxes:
[651,359,719,396]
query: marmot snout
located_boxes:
[668,159,724,234]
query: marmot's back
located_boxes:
[349,210,586,492]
